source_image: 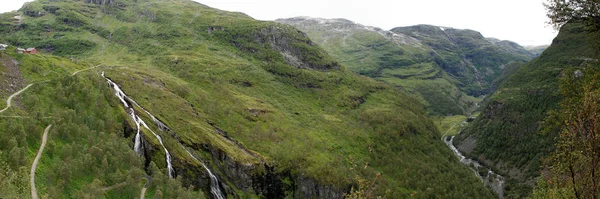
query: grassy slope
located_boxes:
[391,25,532,96]
[1,0,494,198]
[455,21,600,198]
[277,18,532,120]
[0,47,203,198]
[276,18,481,116]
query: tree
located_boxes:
[545,0,600,29]
[536,70,600,199]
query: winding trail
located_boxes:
[440,123,457,141]
[31,125,52,199]
[102,182,127,191]
[72,65,100,76]
[140,176,151,199]
[0,83,33,113]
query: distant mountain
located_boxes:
[0,1,495,198]
[277,17,533,116]
[391,25,533,95]
[455,21,600,198]
[524,45,550,57]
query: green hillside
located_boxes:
[391,25,533,96]
[454,21,600,198]
[277,18,532,117]
[0,0,494,198]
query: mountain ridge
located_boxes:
[0,0,495,198]
[276,16,533,117]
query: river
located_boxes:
[443,136,505,198]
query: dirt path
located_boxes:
[441,124,457,141]
[31,125,52,199]
[72,65,100,76]
[0,83,33,113]
[140,176,151,199]
[102,182,127,191]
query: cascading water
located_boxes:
[138,115,175,178]
[102,72,226,198]
[102,72,175,178]
[444,136,505,198]
[185,149,226,199]
[131,111,144,155]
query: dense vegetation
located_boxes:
[0,48,204,198]
[0,0,495,198]
[277,18,532,118]
[533,69,600,199]
[455,21,600,198]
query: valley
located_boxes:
[0,0,598,198]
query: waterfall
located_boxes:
[103,72,175,178]
[138,116,175,178]
[102,72,226,198]
[131,110,144,155]
[444,136,505,198]
[184,149,226,199]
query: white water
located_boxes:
[102,72,225,198]
[131,110,144,155]
[444,136,505,198]
[102,72,175,178]
[185,149,226,199]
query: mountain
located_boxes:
[524,45,550,57]
[0,0,494,198]
[276,17,533,117]
[391,25,533,96]
[454,21,600,198]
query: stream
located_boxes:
[103,72,175,178]
[443,136,505,198]
[102,72,226,199]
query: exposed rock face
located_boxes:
[254,25,340,70]
[294,176,346,199]
[130,122,345,198]
[0,54,26,101]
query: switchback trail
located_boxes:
[0,83,33,113]
[31,125,52,199]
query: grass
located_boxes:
[434,115,468,137]
[0,0,497,198]
[278,18,531,118]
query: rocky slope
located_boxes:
[454,21,600,198]
[277,17,533,116]
[0,0,495,198]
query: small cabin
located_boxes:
[15,48,25,54]
[25,48,37,54]
[0,44,7,51]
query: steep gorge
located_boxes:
[455,21,600,198]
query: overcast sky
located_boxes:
[1,0,557,46]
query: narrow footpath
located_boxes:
[31,125,52,199]
[0,83,33,113]
[140,176,151,199]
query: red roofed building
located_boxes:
[24,48,37,54]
